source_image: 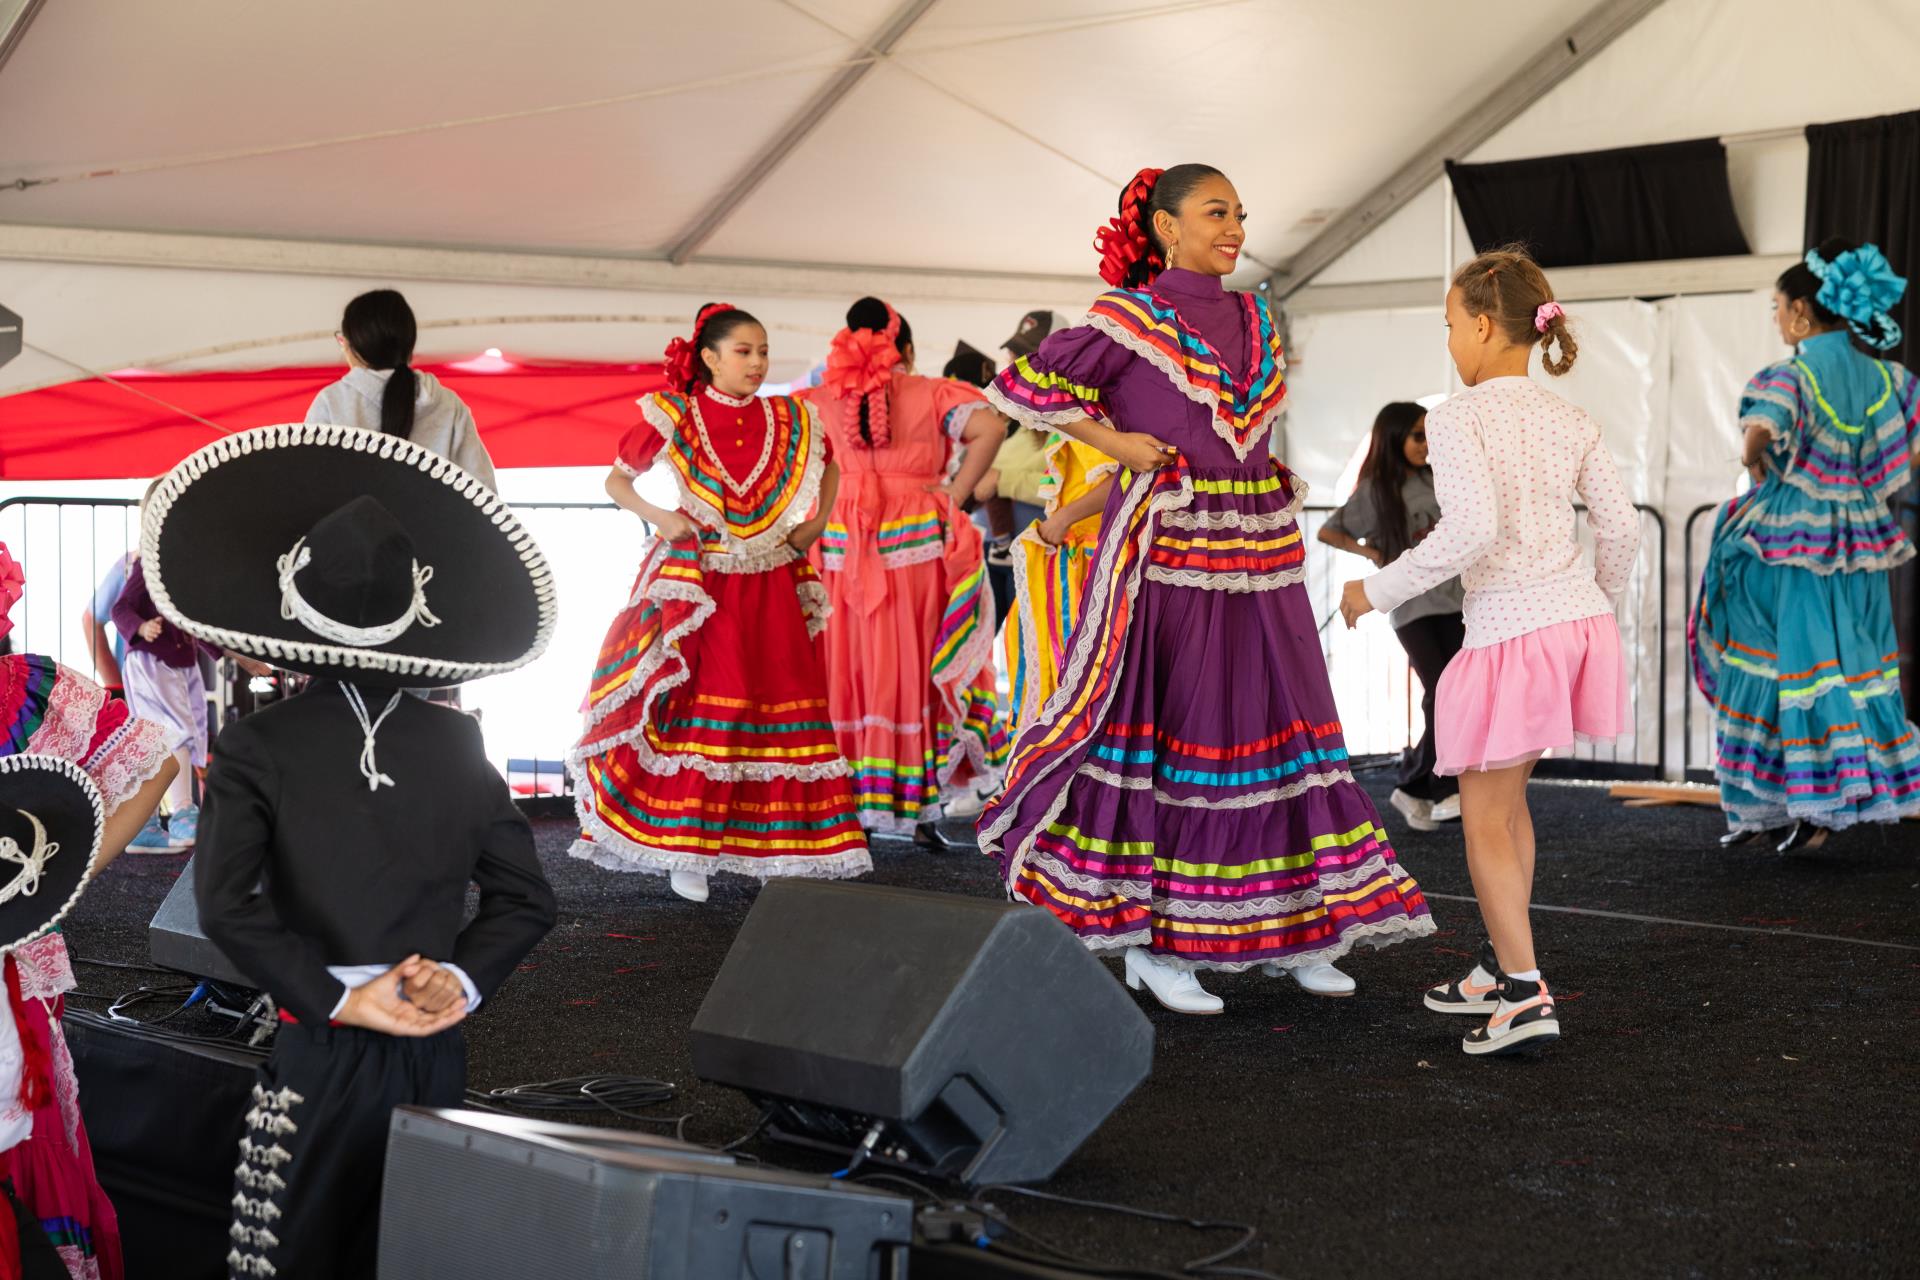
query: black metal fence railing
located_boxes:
[3,495,1675,781]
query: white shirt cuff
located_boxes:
[440,963,482,1012]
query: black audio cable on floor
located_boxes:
[465,1075,690,1140]
[853,1171,1282,1280]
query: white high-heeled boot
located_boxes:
[669,868,710,903]
[1123,947,1224,1015]
[1263,960,1356,996]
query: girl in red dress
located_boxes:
[567,306,871,902]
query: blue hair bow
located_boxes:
[1805,243,1907,350]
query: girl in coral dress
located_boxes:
[800,299,1010,847]
[568,307,870,902]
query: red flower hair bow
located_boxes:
[823,302,904,449]
[1094,167,1165,287]
[661,302,738,393]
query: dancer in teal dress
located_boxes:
[1691,238,1920,851]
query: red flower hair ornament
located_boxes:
[661,302,738,394]
[1094,167,1166,288]
[822,302,904,449]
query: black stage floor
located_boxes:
[62,773,1918,1279]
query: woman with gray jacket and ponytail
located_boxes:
[307,289,499,491]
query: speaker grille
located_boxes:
[379,1114,655,1279]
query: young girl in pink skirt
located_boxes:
[1340,246,1638,1057]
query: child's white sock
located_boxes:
[1506,967,1541,983]
[165,747,193,812]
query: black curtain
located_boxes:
[1806,109,1920,716]
[1447,138,1750,268]
[1804,109,1920,368]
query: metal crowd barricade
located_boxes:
[3,494,1675,782]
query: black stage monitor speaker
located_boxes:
[148,855,255,987]
[377,1108,911,1280]
[66,1008,267,1280]
[689,882,1153,1186]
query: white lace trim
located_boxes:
[1145,563,1307,592]
[833,712,932,735]
[639,396,829,566]
[84,714,172,813]
[1159,505,1297,533]
[796,577,830,641]
[0,756,103,953]
[568,833,872,882]
[701,545,807,575]
[983,379,1095,430]
[1084,911,1436,974]
[944,399,997,441]
[142,423,557,683]
[570,556,715,737]
[878,541,948,570]
[20,664,104,764]
[703,386,757,408]
[1023,842,1401,912]
[1081,313,1277,463]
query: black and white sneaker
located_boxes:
[1462,976,1561,1057]
[1423,939,1502,1015]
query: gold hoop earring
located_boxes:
[1791,315,1811,339]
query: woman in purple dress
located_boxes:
[978,165,1434,1015]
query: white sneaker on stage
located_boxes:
[669,868,710,903]
[1123,947,1224,1015]
[1262,960,1356,997]
[1389,788,1440,832]
[1430,793,1462,823]
[943,788,994,820]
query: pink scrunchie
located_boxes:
[1534,301,1565,333]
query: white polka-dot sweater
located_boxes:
[1364,376,1639,650]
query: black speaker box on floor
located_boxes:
[689,882,1153,1186]
[148,855,255,988]
[377,1108,911,1279]
[65,1009,266,1280]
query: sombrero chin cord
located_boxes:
[341,684,404,791]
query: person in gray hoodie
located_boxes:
[306,289,498,490]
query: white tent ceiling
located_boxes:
[1,0,1916,398]
[0,0,1595,273]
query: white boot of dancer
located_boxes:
[1263,960,1356,996]
[669,868,710,903]
[1123,947,1224,1015]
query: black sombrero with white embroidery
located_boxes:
[0,755,105,955]
[142,424,555,689]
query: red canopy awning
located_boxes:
[0,355,667,480]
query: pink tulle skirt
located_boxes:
[1435,613,1631,776]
